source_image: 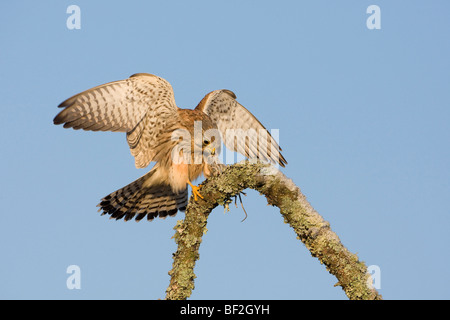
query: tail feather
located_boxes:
[97,169,188,222]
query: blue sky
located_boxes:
[1,1,449,299]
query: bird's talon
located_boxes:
[192,185,204,201]
[187,180,204,201]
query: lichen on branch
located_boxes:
[165,161,382,300]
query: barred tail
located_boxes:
[97,169,188,222]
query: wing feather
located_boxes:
[54,73,179,168]
[196,90,287,167]
[54,73,176,132]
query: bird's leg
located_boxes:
[187,180,204,201]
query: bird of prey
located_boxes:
[54,73,287,222]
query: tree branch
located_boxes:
[165,161,382,300]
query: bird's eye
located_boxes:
[203,140,210,145]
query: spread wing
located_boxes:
[196,90,287,167]
[54,73,179,168]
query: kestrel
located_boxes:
[54,73,287,222]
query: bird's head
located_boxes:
[201,133,221,157]
[193,125,222,162]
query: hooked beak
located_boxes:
[206,145,216,156]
